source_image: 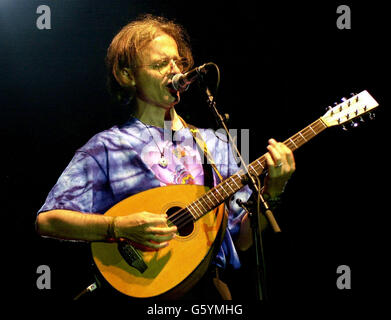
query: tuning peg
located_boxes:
[342,124,348,131]
[341,97,347,102]
[326,106,334,115]
[359,116,365,123]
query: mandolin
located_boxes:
[91,90,378,299]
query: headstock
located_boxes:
[320,90,379,128]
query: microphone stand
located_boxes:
[200,79,281,301]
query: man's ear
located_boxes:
[117,67,136,87]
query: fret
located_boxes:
[235,173,243,187]
[301,127,314,140]
[225,179,235,194]
[294,134,305,147]
[186,205,198,220]
[319,118,328,128]
[249,165,258,177]
[204,193,214,208]
[203,192,211,203]
[231,176,241,189]
[299,132,307,142]
[192,200,204,215]
[190,202,201,219]
[309,125,317,135]
[197,198,208,212]
[289,138,298,149]
[214,187,224,200]
[218,184,230,197]
[209,189,220,202]
[256,159,264,170]
[245,164,260,179]
[315,119,327,130]
[204,195,214,210]
[255,157,266,175]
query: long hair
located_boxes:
[106,14,194,105]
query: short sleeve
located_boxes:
[37,150,108,214]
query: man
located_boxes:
[36,15,295,299]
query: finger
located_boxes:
[269,138,282,150]
[147,226,178,235]
[274,140,292,162]
[143,216,170,227]
[141,240,169,250]
[280,143,295,169]
[142,212,168,219]
[265,152,274,167]
[132,212,168,227]
[270,140,292,161]
[269,139,285,154]
[266,144,282,166]
[277,143,295,170]
[265,152,280,177]
[145,233,176,243]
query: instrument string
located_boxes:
[167,174,243,228]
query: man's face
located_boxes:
[133,33,182,110]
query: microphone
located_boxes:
[171,63,209,92]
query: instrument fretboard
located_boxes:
[186,118,327,220]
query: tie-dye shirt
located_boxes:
[38,117,252,269]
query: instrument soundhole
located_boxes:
[166,206,194,237]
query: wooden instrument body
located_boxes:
[91,184,227,299]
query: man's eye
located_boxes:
[153,60,169,69]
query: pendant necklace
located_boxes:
[144,124,169,168]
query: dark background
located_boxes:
[1,0,388,310]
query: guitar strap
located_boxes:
[178,116,224,186]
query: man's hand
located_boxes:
[113,212,177,249]
[264,138,296,198]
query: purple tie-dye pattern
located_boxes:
[38,117,252,269]
[140,129,204,186]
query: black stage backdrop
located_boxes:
[1,0,388,313]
